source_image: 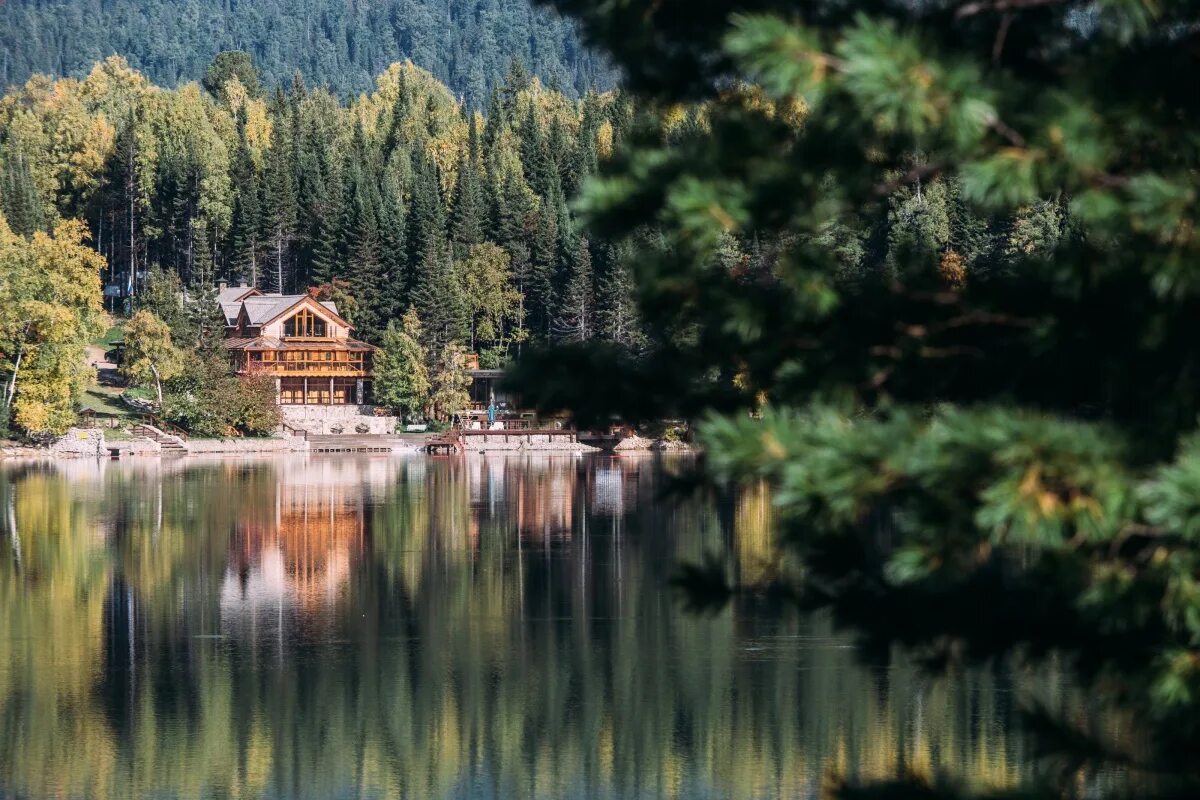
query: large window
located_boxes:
[283,309,327,338]
[332,378,357,405]
[280,378,305,404]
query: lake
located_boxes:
[0,454,1041,799]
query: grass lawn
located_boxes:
[80,387,132,418]
[93,323,124,348]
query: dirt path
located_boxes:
[85,344,120,386]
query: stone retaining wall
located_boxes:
[185,437,305,454]
[279,405,398,435]
[51,428,105,458]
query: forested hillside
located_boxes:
[0,0,614,106]
[0,55,644,362]
[0,53,1069,435]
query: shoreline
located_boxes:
[1,430,694,461]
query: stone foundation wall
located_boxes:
[185,437,303,453]
[51,428,105,458]
[279,405,398,435]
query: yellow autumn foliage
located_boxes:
[0,216,105,436]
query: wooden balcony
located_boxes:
[246,361,370,377]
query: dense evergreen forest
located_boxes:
[0,51,1068,435]
[0,56,646,361]
[0,0,614,106]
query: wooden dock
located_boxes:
[424,430,463,454]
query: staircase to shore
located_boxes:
[130,423,188,455]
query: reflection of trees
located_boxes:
[0,456,1038,799]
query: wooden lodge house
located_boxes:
[219,283,377,407]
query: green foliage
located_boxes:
[0,0,614,109]
[234,371,283,435]
[119,310,183,406]
[374,309,431,419]
[459,243,524,357]
[430,342,472,419]
[139,267,191,341]
[202,52,261,99]
[0,56,626,355]
[521,1,1200,796]
[162,350,279,437]
[0,216,104,437]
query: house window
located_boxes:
[332,378,357,405]
[283,309,327,338]
[280,379,305,404]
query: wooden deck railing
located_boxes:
[139,413,190,440]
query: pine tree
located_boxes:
[493,169,534,247]
[593,241,640,351]
[448,117,486,257]
[517,5,1200,798]
[553,236,593,342]
[188,238,226,352]
[527,200,558,338]
[404,148,446,278]
[228,114,263,287]
[379,167,407,320]
[0,149,45,236]
[342,130,385,339]
[519,106,557,200]
[308,130,343,287]
[261,91,298,293]
[412,239,467,358]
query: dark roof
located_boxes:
[218,285,261,305]
[219,290,343,328]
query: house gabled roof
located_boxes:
[233,294,350,329]
[219,285,263,326]
[218,284,262,305]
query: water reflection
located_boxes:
[1,454,1029,799]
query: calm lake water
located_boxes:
[0,454,1049,799]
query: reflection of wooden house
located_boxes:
[219,283,376,405]
[511,463,573,539]
[228,480,365,611]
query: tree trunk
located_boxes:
[150,363,163,408]
[276,233,284,294]
[4,323,31,409]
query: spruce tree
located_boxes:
[412,243,468,360]
[527,200,558,338]
[404,149,446,278]
[0,149,45,237]
[261,92,298,294]
[228,114,263,288]
[187,239,227,353]
[379,168,407,320]
[593,240,640,351]
[341,131,384,339]
[308,128,344,287]
[553,236,593,343]
[448,120,486,257]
